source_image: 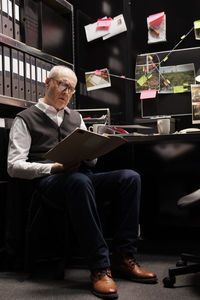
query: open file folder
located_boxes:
[43,128,126,165]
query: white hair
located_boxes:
[48,65,77,81]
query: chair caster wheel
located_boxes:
[163,276,175,288]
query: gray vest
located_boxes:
[17,105,81,163]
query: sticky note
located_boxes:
[149,12,165,27]
[137,75,148,86]
[194,20,200,29]
[163,56,168,62]
[97,18,112,29]
[95,70,101,75]
[140,89,157,100]
[174,86,188,93]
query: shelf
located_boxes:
[43,0,73,13]
[0,33,73,67]
[0,96,35,117]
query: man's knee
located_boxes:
[118,169,141,185]
[65,172,93,191]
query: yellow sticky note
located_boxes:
[137,75,148,86]
[163,56,168,62]
[147,74,152,79]
[173,86,188,93]
[194,20,200,29]
[181,35,186,39]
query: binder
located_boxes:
[0,0,3,33]
[11,48,19,98]
[13,0,20,41]
[3,46,11,96]
[41,60,47,97]
[18,50,24,99]
[2,0,10,36]
[36,58,42,100]
[7,0,13,38]
[30,55,36,102]
[0,46,3,95]
[25,53,31,100]
[45,61,52,78]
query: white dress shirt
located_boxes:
[7,100,87,179]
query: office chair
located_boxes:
[163,191,200,288]
[1,122,68,278]
[6,178,68,278]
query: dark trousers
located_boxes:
[35,169,141,270]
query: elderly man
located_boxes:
[7,65,157,299]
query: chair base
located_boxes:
[163,253,200,287]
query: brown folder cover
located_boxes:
[43,128,126,165]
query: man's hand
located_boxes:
[51,163,65,174]
[51,162,80,174]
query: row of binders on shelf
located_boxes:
[0,0,21,40]
[0,43,54,102]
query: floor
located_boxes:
[1,252,200,300]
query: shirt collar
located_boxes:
[36,99,70,115]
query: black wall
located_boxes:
[73,0,134,124]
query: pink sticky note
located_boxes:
[95,70,101,76]
[121,75,125,78]
[145,66,147,72]
[163,81,168,87]
[140,89,157,100]
[149,12,165,27]
[151,62,156,68]
[97,18,112,29]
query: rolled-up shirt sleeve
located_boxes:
[7,117,53,179]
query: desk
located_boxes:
[122,132,200,143]
[96,133,200,241]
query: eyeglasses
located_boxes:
[50,78,76,94]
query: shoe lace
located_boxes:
[96,269,112,279]
[127,257,140,270]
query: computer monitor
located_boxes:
[137,46,200,118]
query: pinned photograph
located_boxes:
[135,53,160,93]
[191,84,200,124]
[159,63,195,94]
[85,68,111,91]
[147,12,166,44]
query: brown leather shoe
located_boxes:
[110,253,157,283]
[90,268,118,299]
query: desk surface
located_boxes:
[121,132,200,143]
